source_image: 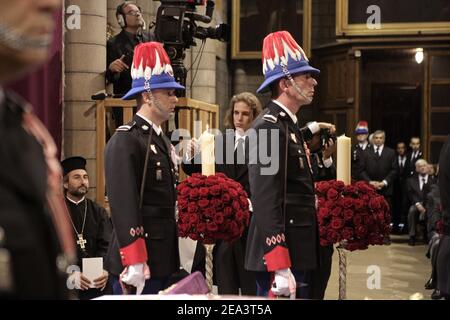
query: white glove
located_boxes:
[120,263,150,295]
[247,198,253,212]
[185,138,200,161]
[68,271,82,290]
[271,268,296,298]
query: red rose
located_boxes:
[316,181,331,195]
[363,215,374,226]
[189,213,199,224]
[232,200,241,210]
[344,185,357,195]
[320,239,331,246]
[331,207,343,217]
[197,223,206,233]
[177,184,190,196]
[355,225,368,238]
[210,185,221,196]
[369,197,382,210]
[221,193,231,203]
[343,209,353,221]
[353,199,364,210]
[213,212,224,224]
[333,181,345,192]
[187,203,198,213]
[318,207,331,219]
[206,222,218,232]
[342,227,354,240]
[327,188,339,201]
[327,229,340,243]
[198,199,209,208]
[229,188,238,198]
[210,199,221,209]
[189,188,199,199]
[178,198,188,209]
[342,198,353,209]
[199,187,209,197]
[319,226,328,237]
[204,208,215,218]
[223,207,233,217]
[331,218,344,230]
[188,232,200,241]
[353,215,363,226]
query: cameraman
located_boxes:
[106,1,152,126]
[306,127,336,300]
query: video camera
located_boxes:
[153,0,229,89]
[319,128,336,150]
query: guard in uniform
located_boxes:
[61,156,112,299]
[351,121,370,181]
[105,42,184,294]
[0,0,75,299]
[245,31,334,299]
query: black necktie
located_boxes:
[375,147,380,157]
[421,177,426,190]
[399,158,404,170]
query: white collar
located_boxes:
[66,196,86,205]
[419,174,429,181]
[375,144,384,151]
[359,142,368,149]
[136,113,162,136]
[272,100,298,124]
[235,130,246,141]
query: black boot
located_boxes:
[431,289,443,300]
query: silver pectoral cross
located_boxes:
[76,234,87,250]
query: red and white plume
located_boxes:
[261,31,308,75]
[130,42,174,81]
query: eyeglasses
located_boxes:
[125,10,142,17]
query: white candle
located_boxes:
[336,135,351,185]
[201,128,215,176]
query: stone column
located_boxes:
[64,0,107,200]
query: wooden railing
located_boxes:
[95,97,219,207]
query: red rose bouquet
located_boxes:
[316,180,391,251]
[177,172,251,244]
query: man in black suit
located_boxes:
[407,137,423,177]
[392,142,410,233]
[306,132,336,300]
[105,42,184,294]
[0,0,75,299]
[406,159,437,246]
[183,92,263,295]
[106,1,151,126]
[360,130,397,210]
[437,135,450,300]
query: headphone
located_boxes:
[116,1,142,29]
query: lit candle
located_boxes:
[336,135,351,185]
[201,127,215,176]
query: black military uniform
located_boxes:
[105,114,180,289]
[351,143,369,181]
[245,101,319,284]
[183,130,256,295]
[0,90,68,299]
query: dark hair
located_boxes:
[223,92,262,129]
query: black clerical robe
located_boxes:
[65,197,112,299]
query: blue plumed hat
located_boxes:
[257,31,320,94]
[122,42,185,100]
